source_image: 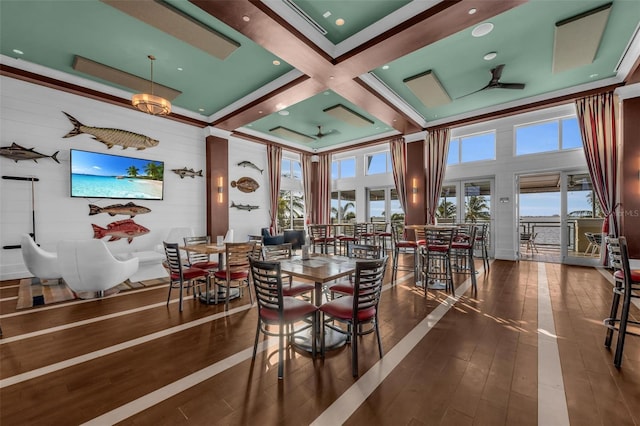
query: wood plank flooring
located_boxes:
[1,257,639,425]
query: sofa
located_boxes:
[261,228,285,245]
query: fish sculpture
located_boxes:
[0,142,60,163]
[88,202,151,217]
[172,167,203,179]
[62,111,159,150]
[237,161,263,174]
[92,219,150,244]
[231,201,259,212]
[230,176,259,193]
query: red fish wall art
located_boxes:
[92,219,149,243]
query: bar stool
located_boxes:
[336,223,357,256]
[358,222,376,245]
[474,223,490,271]
[419,227,454,297]
[450,224,477,291]
[373,222,392,251]
[603,236,640,367]
[391,223,418,285]
[309,224,335,254]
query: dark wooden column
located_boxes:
[405,140,427,230]
[206,135,229,239]
[620,96,640,258]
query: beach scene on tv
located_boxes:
[71,150,164,200]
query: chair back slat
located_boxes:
[225,242,255,273]
[425,228,454,248]
[347,243,382,259]
[353,257,387,314]
[163,242,183,277]
[183,235,211,266]
[249,258,283,314]
[262,243,292,261]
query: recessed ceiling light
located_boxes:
[242,15,250,22]
[329,75,335,79]
[278,110,289,116]
[335,18,345,26]
[198,108,205,112]
[258,110,263,114]
[272,60,280,66]
[382,65,390,70]
[323,11,331,18]
[324,91,330,95]
[12,49,24,55]
[177,67,183,71]
[468,8,477,15]
[472,22,494,37]
[590,73,599,78]
[483,52,497,61]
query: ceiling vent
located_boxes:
[323,104,374,127]
[269,126,316,143]
[403,70,451,108]
[101,0,239,60]
[553,3,612,73]
[282,0,328,35]
[73,55,181,100]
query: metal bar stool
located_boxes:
[391,223,418,285]
[603,236,640,367]
[450,224,477,291]
[419,227,454,297]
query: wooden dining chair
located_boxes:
[163,242,209,312]
[249,258,318,379]
[320,257,388,377]
[213,242,255,311]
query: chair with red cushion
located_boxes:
[183,236,219,272]
[320,257,387,377]
[450,224,477,291]
[309,224,335,254]
[262,243,315,302]
[249,257,318,379]
[336,223,358,256]
[214,242,255,311]
[604,236,640,367]
[163,242,208,312]
[373,222,392,251]
[328,243,382,298]
[419,227,454,296]
[474,223,490,271]
[391,222,418,285]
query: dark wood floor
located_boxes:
[1,256,638,425]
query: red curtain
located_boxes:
[389,137,407,224]
[266,144,282,234]
[425,128,450,225]
[575,92,619,262]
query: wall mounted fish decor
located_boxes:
[172,167,203,179]
[230,177,259,193]
[62,112,159,150]
[0,143,60,163]
[231,201,259,212]
[89,202,151,217]
[237,161,263,174]
[92,219,149,244]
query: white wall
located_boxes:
[0,77,208,279]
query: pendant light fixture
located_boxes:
[132,55,171,115]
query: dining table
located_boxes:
[180,242,235,305]
[279,253,358,352]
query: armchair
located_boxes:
[261,228,285,246]
[21,234,62,284]
[57,239,139,298]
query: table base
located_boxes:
[292,327,347,353]
[198,288,240,305]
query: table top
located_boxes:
[180,243,226,254]
[279,254,357,284]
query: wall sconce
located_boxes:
[412,178,418,203]
[217,176,224,203]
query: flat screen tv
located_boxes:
[70,149,164,200]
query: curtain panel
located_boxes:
[389,137,407,224]
[575,91,619,263]
[316,153,332,224]
[425,128,450,225]
[266,144,282,234]
[301,153,313,226]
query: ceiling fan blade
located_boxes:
[490,64,505,83]
[496,82,525,90]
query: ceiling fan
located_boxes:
[313,125,335,139]
[458,64,526,98]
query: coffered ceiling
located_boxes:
[1,0,638,152]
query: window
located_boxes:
[366,151,392,175]
[515,117,582,155]
[436,184,457,221]
[448,132,495,165]
[281,158,301,179]
[331,190,356,223]
[366,187,405,222]
[331,157,356,179]
[277,190,304,230]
